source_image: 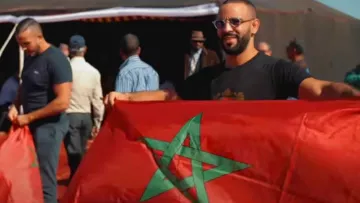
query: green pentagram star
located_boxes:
[140,113,250,202]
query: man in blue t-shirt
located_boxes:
[0,74,19,133]
[0,74,19,107]
[8,18,72,203]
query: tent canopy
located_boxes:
[0,0,216,15]
[0,0,355,21]
[254,0,355,20]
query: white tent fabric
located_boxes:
[0,15,17,23]
[0,3,219,23]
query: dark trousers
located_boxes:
[30,117,69,203]
[64,113,92,179]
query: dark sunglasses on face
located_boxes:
[212,17,254,29]
[192,40,204,43]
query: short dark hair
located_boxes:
[120,33,140,56]
[15,18,42,35]
[287,39,304,54]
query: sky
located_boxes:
[315,0,360,19]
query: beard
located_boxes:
[221,30,251,55]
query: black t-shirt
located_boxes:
[21,46,72,115]
[176,52,311,100]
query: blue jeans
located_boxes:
[30,115,69,203]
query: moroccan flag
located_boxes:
[61,100,360,203]
[0,127,43,203]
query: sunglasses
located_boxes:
[212,17,254,29]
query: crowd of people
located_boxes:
[0,0,359,202]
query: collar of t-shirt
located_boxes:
[223,52,262,69]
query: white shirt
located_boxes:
[188,49,202,77]
[66,57,104,129]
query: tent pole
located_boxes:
[19,45,24,80]
[18,45,24,114]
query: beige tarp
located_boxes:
[256,10,360,81]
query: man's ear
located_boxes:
[251,18,260,35]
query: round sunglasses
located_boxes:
[212,17,255,29]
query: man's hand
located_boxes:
[91,127,100,139]
[104,92,130,107]
[8,105,18,122]
[13,114,32,127]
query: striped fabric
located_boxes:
[80,16,210,23]
[115,56,159,93]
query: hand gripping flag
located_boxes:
[62,100,360,203]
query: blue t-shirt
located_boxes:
[0,76,19,107]
[21,46,72,122]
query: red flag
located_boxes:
[62,100,360,203]
[0,127,43,203]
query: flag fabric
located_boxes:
[0,126,43,203]
[62,100,360,203]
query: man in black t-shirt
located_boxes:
[175,53,309,100]
[104,0,359,104]
[8,18,72,203]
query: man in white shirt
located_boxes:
[65,35,104,179]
